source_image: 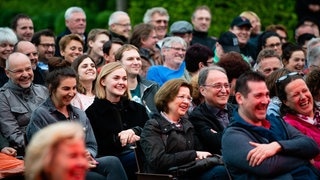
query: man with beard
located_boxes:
[0,52,48,156]
[31,29,56,72]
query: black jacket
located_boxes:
[191,30,217,52]
[85,97,149,157]
[140,113,203,173]
[188,103,236,154]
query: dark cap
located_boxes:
[230,16,252,28]
[218,31,240,53]
[170,21,193,34]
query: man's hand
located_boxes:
[247,141,281,167]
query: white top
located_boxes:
[71,92,95,111]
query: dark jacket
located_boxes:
[140,113,202,174]
[191,30,216,52]
[188,103,236,154]
[222,108,320,179]
[85,97,149,157]
[110,30,128,44]
[138,76,159,117]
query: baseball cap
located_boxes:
[170,21,193,34]
[218,31,240,53]
[230,16,252,28]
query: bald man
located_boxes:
[0,52,48,155]
[14,41,46,85]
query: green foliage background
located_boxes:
[0,0,296,42]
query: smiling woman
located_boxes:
[140,79,229,179]
[276,72,320,170]
[85,61,149,179]
[26,58,128,180]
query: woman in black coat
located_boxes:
[86,62,149,180]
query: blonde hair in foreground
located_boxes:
[25,121,85,180]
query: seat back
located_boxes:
[132,141,175,180]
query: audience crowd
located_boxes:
[1,3,320,179]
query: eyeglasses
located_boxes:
[7,66,33,74]
[279,36,288,42]
[154,20,168,24]
[115,23,131,27]
[168,47,186,52]
[276,72,304,84]
[176,95,193,102]
[202,83,230,90]
[39,43,55,49]
[265,42,282,48]
[311,64,320,69]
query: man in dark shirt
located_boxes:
[191,5,216,52]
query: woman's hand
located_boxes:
[1,147,17,156]
[118,129,140,147]
[86,151,98,169]
[196,151,212,160]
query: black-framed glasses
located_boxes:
[276,72,304,84]
[265,42,282,48]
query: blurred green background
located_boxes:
[0,0,297,41]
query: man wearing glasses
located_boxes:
[0,52,48,156]
[31,29,56,72]
[143,7,169,47]
[189,66,236,154]
[108,11,132,44]
[146,36,186,86]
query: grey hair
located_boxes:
[254,49,282,71]
[307,38,320,60]
[64,6,86,20]
[108,11,129,26]
[161,36,187,50]
[0,27,18,45]
[308,46,320,67]
[143,7,169,24]
[198,65,227,86]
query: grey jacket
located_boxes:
[26,97,98,157]
[138,76,159,117]
[0,80,48,149]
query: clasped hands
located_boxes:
[118,129,140,147]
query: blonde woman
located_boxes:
[86,62,149,179]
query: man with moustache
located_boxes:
[221,71,319,179]
[0,52,48,156]
[189,66,236,154]
[14,41,46,85]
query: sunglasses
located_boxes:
[276,72,304,84]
